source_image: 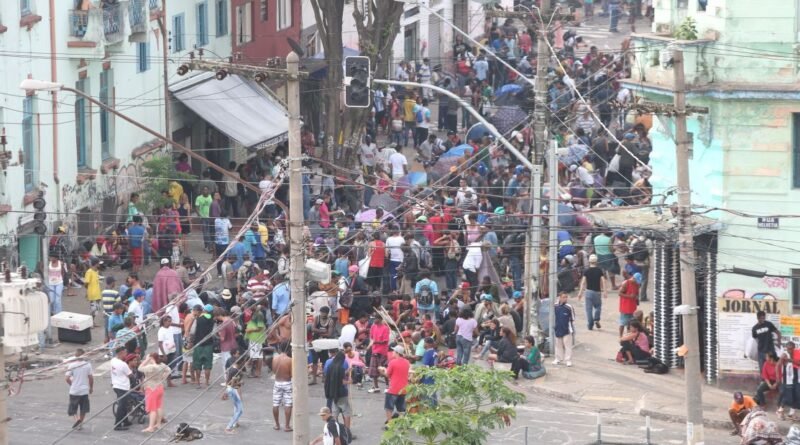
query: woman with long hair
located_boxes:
[139,354,170,433]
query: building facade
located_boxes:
[231,0,301,63]
[624,0,800,378]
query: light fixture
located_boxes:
[215,70,228,81]
[0,128,9,173]
[254,72,268,82]
[177,64,189,75]
[19,78,64,92]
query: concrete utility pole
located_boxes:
[548,141,558,348]
[672,48,704,445]
[157,0,171,141]
[286,52,309,445]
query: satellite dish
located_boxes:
[286,38,305,57]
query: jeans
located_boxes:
[755,381,775,405]
[509,256,523,291]
[172,333,183,372]
[226,387,243,430]
[456,335,473,365]
[202,218,213,249]
[391,130,402,146]
[638,263,650,301]
[215,243,229,275]
[403,122,415,147]
[114,388,131,427]
[609,6,621,31]
[444,258,459,290]
[388,261,401,292]
[758,351,768,373]
[438,106,449,130]
[464,269,479,298]
[584,290,602,330]
[223,195,239,218]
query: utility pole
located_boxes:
[157,0,171,141]
[548,140,558,348]
[286,51,309,445]
[672,48,704,445]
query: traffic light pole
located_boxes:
[372,79,534,171]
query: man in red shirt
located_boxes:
[381,345,411,429]
[618,272,640,337]
[755,351,778,405]
[367,318,390,393]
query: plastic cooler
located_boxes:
[50,312,93,344]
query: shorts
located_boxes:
[89,301,101,316]
[144,385,164,413]
[310,348,329,366]
[369,353,387,378]
[273,381,293,407]
[597,253,616,273]
[192,344,214,371]
[330,396,352,417]
[183,352,193,364]
[619,313,634,327]
[68,394,90,416]
[249,340,263,359]
[130,247,143,267]
[384,393,406,413]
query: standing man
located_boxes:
[418,58,433,100]
[389,148,409,182]
[310,407,343,445]
[310,307,336,386]
[214,211,233,275]
[324,350,353,433]
[368,316,390,393]
[271,342,293,431]
[192,304,216,388]
[195,186,213,252]
[402,92,417,148]
[110,347,133,431]
[414,270,439,321]
[630,234,651,302]
[752,310,780,372]
[127,215,146,273]
[552,292,576,367]
[385,228,406,292]
[151,258,184,314]
[84,258,102,328]
[223,161,240,218]
[577,254,607,331]
[381,345,411,429]
[65,348,93,430]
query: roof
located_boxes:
[169,72,288,148]
[587,206,721,240]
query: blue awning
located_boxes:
[169,72,288,148]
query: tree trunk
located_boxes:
[310,0,404,170]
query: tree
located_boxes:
[138,156,194,215]
[309,0,404,169]
[381,365,526,445]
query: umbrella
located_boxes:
[466,123,490,144]
[489,106,529,136]
[395,171,427,197]
[432,144,474,178]
[495,83,523,98]
[355,208,395,223]
[440,144,474,158]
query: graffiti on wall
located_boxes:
[763,276,789,290]
[720,289,778,300]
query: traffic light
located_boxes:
[344,56,371,108]
[32,191,46,235]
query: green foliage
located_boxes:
[674,17,698,40]
[381,365,526,445]
[138,155,194,214]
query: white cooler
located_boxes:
[51,312,93,344]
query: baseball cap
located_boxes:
[315,198,323,204]
[133,288,146,298]
[160,258,170,265]
[124,353,138,363]
[512,290,523,299]
[624,132,636,140]
[589,254,598,263]
[633,272,643,284]
[318,407,331,416]
[204,304,214,312]
[348,265,359,274]
[481,294,493,302]
[393,345,405,355]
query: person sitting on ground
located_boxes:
[618,321,650,365]
[754,351,778,406]
[729,391,756,436]
[520,335,546,380]
[487,327,518,365]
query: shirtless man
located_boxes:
[270,342,293,432]
[267,313,292,347]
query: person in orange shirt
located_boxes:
[729,391,756,436]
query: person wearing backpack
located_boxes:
[311,406,352,445]
[414,270,439,321]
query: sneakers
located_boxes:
[595,321,601,329]
[566,361,573,367]
[551,359,561,365]
[368,388,381,394]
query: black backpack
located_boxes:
[632,241,649,263]
[417,280,434,306]
[328,418,353,445]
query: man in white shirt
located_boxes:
[128,289,145,325]
[66,348,93,430]
[110,347,133,430]
[339,319,357,348]
[455,179,476,204]
[473,55,489,81]
[258,171,276,217]
[359,135,378,174]
[414,98,432,149]
[417,58,433,99]
[385,228,406,292]
[389,150,408,181]
[462,241,484,298]
[570,164,595,187]
[375,144,397,175]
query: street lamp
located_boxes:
[19,79,264,198]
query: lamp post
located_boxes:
[19,79,261,196]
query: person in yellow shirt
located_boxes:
[728,391,755,435]
[402,91,418,148]
[84,259,102,327]
[257,221,269,249]
[169,181,184,205]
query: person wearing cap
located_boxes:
[578,254,608,331]
[192,304,216,387]
[310,406,344,445]
[151,258,184,314]
[617,271,640,337]
[379,344,411,427]
[729,391,756,435]
[128,288,146,325]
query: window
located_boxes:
[75,79,89,168]
[100,69,114,160]
[793,269,800,308]
[277,0,291,30]
[793,113,800,188]
[260,0,267,21]
[197,1,208,46]
[22,97,36,192]
[236,2,252,45]
[136,41,150,72]
[20,0,31,17]
[215,0,228,36]
[172,14,185,52]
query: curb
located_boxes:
[636,408,731,431]
[522,383,583,403]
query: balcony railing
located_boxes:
[102,3,124,44]
[69,10,89,38]
[129,0,147,34]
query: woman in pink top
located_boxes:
[139,354,171,432]
[454,308,478,366]
[618,321,650,365]
[343,342,366,388]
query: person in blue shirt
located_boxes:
[414,270,439,320]
[106,302,126,345]
[229,236,247,271]
[421,337,438,406]
[127,216,146,273]
[271,276,291,318]
[333,249,350,278]
[248,222,266,266]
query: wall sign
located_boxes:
[757,217,779,229]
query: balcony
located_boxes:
[129,0,147,36]
[102,3,124,45]
[69,10,88,38]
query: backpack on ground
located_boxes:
[418,280,434,306]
